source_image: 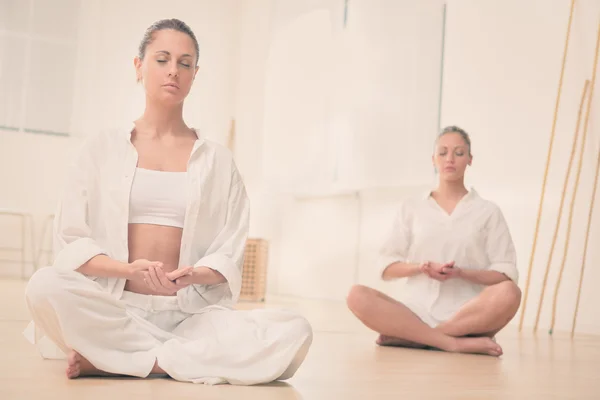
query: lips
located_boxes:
[163,83,179,89]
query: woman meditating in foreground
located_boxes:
[346,126,521,356]
[23,18,312,384]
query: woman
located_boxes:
[23,19,312,385]
[346,126,521,356]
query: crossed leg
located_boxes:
[346,280,521,356]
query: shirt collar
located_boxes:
[123,121,206,148]
[422,187,478,200]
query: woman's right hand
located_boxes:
[421,261,454,281]
[128,259,164,282]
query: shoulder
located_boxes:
[394,193,428,220]
[67,130,110,165]
[470,191,508,225]
[471,190,502,213]
[201,138,235,163]
[198,138,244,184]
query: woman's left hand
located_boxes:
[440,265,462,279]
[144,266,192,295]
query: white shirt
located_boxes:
[379,189,518,322]
[51,124,250,312]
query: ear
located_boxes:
[194,65,199,79]
[468,154,473,166]
[134,56,143,82]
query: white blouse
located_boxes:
[379,189,518,322]
[50,124,250,312]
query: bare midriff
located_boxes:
[124,223,183,295]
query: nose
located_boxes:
[168,61,178,78]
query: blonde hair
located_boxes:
[438,126,471,156]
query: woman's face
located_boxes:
[432,132,472,181]
[134,29,198,106]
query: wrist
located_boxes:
[121,262,135,279]
[190,266,200,284]
[409,261,424,276]
[190,266,210,284]
[456,267,469,280]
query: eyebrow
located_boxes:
[155,50,193,58]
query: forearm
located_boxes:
[458,268,509,285]
[76,255,132,278]
[382,262,422,281]
[190,266,227,285]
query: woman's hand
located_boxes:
[144,266,194,295]
[128,259,164,282]
[440,264,462,279]
[421,261,455,281]
[167,267,227,286]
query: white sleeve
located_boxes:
[378,202,412,278]
[52,135,107,272]
[192,164,250,303]
[485,206,518,283]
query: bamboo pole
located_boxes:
[540,20,600,333]
[570,20,600,337]
[571,135,600,337]
[519,0,577,331]
[547,81,590,334]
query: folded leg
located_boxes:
[156,307,313,385]
[436,280,522,337]
[25,267,160,377]
[346,284,502,356]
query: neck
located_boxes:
[435,179,468,199]
[136,100,188,138]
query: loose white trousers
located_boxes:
[24,267,313,385]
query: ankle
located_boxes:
[440,336,460,352]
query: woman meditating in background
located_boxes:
[346,126,521,356]
[23,18,312,385]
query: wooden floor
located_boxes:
[1,279,599,400]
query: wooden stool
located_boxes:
[240,238,269,302]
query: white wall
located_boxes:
[0,0,83,277]
[441,0,600,334]
[244,0,445,300]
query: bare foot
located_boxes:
[66,350,118,379]
[376,334,428,349]
[450,336,503,357]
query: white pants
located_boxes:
[24,267,313,385]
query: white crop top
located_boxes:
[128,168,187,228]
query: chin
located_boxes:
[440,173,465,182]
[150,93,186,107]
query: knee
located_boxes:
[279,312,313,349]
[295,315,313,343]
[346,284,372,316]
[25,267,69,307]
[492,280,522,311]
